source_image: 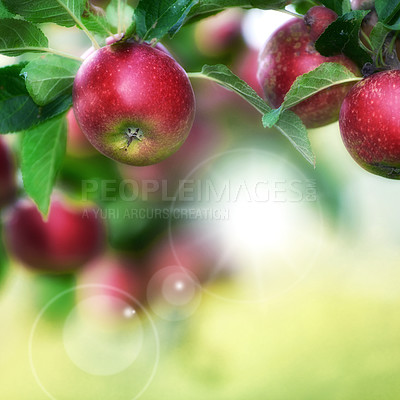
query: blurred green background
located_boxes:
[1,5,400,400]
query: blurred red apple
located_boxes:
[351,0,375,9]
[233,48,263,97]
[195,9,243,56]
[148,226,230,285]
[76,254,146,323]
[257,10,359,128]
[4,196,105,272]
[66,109,96,157]
[0,137,16,208]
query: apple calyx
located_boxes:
[121,127,144,151]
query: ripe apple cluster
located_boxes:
[255,5,400,179]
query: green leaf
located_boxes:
[0,0,14,17]
[21,55,81,106]
[195,64,271,113]
[369,22,391,51]
[0,63,72,134]
[293,1,316,15]
[319,0,351,15]
[265,62,360,124]
[185,0,286,23]
[82,10,112,40]
[262,108,281,128]
[191,64,315,166]
[276,111,316,167]
[315,10,371,68]
[135,0,199,41]
[21,115,67,215]
[2,0,86,27]
[0,19,49,57]
[106,0,134,32]
[375,0,400,24]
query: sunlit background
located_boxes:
[1,3,400,400]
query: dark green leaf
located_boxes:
[319,0,351,15]
[21,55,81,106]
[185,0,286,23]
[382,15,400,30]
[135,0,199,41]
[21,115,67,215]
[2,0,86,27]
[0,62,72,133]
[0,19,49,57]
[192,64,315,166]
[0,0,14,17]
[375,0,400,24]
[315,10,371,68]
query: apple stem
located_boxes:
[388,32,399,55]
[279,8,303,19]
[69,7,101,50]
[149,38,160,48]
[35,48,83,62]
[360,30,373,54]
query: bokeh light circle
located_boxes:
[147,266,202,321]
[29,284,160,400]
[168,147,325,303]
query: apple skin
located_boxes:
[304,6,338,42]
[4,197,105,272]
[257,17,359,129]
[351,0,375,10]
[119,118,224,200]
[73,40,195,166]
[339,70,400,179]
[66,109,96,157]
[0,137,16,208]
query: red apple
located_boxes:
[195,8,243,56]
[73,40,195,166]
[233,48,263,97]
[76,254,146,323]
[119,117,224,200]
[257,12,359,128]
[4,196,105,272]
[80,35,171,60]
[66,109,96,157]
[304,6,338,42]
[0,137,16,208]
[148,226,229,285]
[339,70,400,179]
[351,0,375,10]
